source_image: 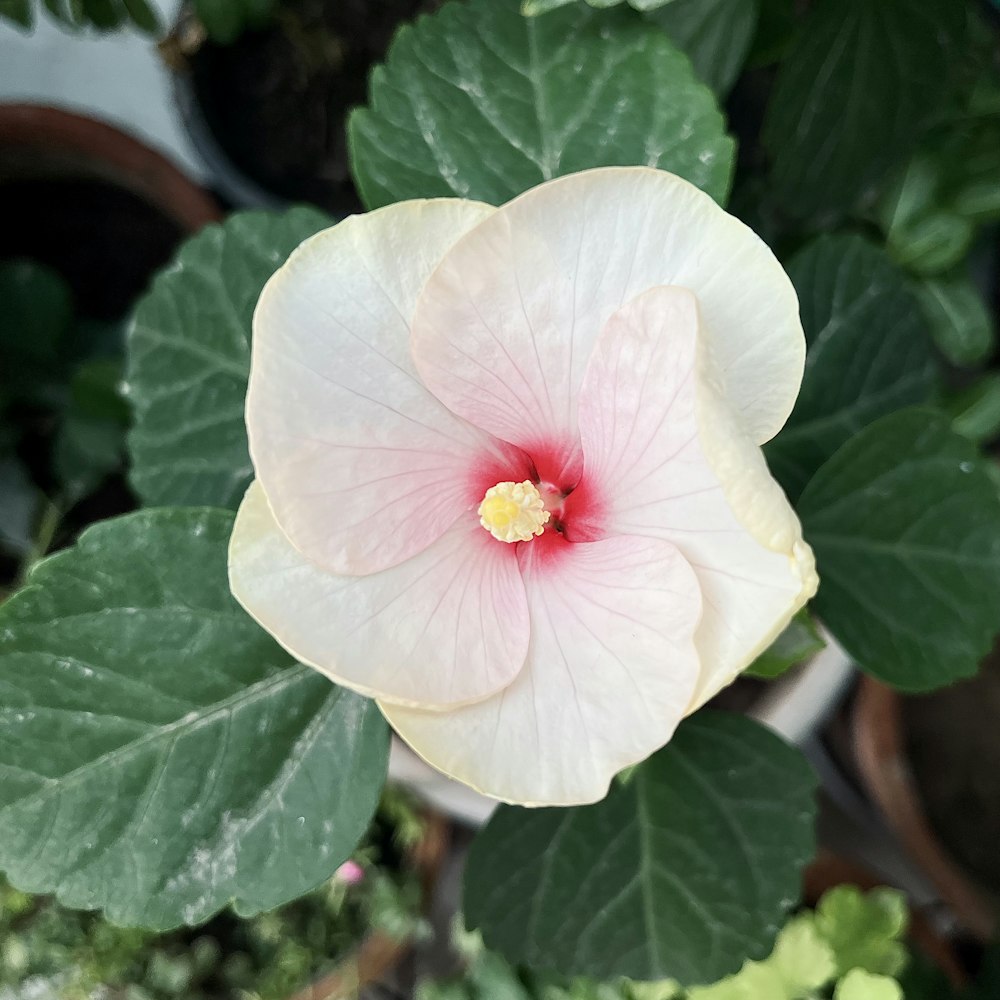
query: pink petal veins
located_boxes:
[575,285,816,709]
[382,533,702,806]
[247,199,521,578]
[410,167,804,465]
[229,481,530,709]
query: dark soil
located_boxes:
[0,177,183,320]
[188,0,434,213]
[903,644,1000,901]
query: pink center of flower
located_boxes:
[472,440,604,552]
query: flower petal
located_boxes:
[575,285,818,711]
[381,533,702,806]
[411,167,803,464]
[229,481,529,708]
[248,199,521,577]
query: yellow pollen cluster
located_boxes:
[478,480,550,543]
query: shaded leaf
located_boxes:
[947,374,1000,445]
[0,455,38,556]
[0,260,74,406]
[191,0,273,43]
[745,610,825,680]
[799,408,1000,691]
[53,412,124,503]
[69,358,129,424]
[879,155,976,276]
[0,0,33,27]
[765,235,938,501]
[916,271,996,367]
[523,0,680,12]
[762,0,967,218]
[645,0,759,97]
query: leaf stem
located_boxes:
[16,496,62,587]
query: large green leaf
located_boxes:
[348,0,734,210]
[645,0,759,97]
[761,0,966,218]
[126,208,330,511]
[765,235,937,501]
[464,712,817,986]
[799,408,1000,691]
[0,507,388,929]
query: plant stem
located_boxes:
[15,496,62,588]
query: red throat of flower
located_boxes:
[473,438,606,553]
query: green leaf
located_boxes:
[0,0,33,27]
[0,260,74,402]
[0,507,388,929]
[834,971,903,1000]
[764,235,938,501]
[761,0,967,219]
[799,408,1000,691]
[744,610,825,680]
[645,0,759,97]
[523,0,681,12]
[878,154,976,276]
[70,358,130,424]
[126,207,330,511]
[119,0,159,33]
[81,0,121,30]
[916,272,995,367]
[767,916,837,994]
[191,0,272,43]
[689,964,787,1000]
[747,0,795,67]
[349,0,734,211]
[689,916,836,1000]
[522,0,575,12]
[947,374,1000,445]
[815,886,908,979]
[463,712,816,986]
[53,412,124,503]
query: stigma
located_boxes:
[478,481,550,543]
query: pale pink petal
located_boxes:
[575,286,818,711]
[411,167,803,468]
[248,199,525,577]
[229,481,529,708]
[381,533,702,806]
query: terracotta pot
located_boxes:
[284,810,450,1000]
[0,103,219,233]
[852,677,996,941]
[804,849,968,989]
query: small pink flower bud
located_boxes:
[334,860,365,886]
